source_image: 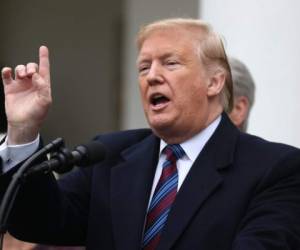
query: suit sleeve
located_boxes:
[232,150,300,250]
[1,165,92,246]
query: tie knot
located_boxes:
[164,144,185,162]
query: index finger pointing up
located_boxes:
[39,45,50,80]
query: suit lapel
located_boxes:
[158,113,239,250]
[110,133,160,250]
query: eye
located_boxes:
[165,60,180,69]
[167,60,177,65]
[138,64,150,75]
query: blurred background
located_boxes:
[0,0,299,249]
[0,0,299,148]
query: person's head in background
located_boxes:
[228,57,255,132]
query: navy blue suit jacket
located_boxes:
[2,114,300,250]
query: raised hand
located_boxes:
[1,46,52,144]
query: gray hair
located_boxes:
[229,57,255,131]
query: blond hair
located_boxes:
[136,18,233,112]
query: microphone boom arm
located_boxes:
[0,138,64,249]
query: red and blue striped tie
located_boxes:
[142,144,185,250]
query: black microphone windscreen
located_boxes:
[75,141,106,166]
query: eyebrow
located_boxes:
[137,52,180,65]
[136,57,150,66]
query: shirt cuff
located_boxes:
[0,135,40,173]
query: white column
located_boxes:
[201,0,300,147]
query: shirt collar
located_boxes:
[160,115,221,161]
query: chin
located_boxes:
[149,121,170,132]
[148,113,172,128]
[149,119,176,140]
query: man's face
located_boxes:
[137,28,213,143]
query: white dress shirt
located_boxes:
[148,115,221,204]
[0,135,40,172]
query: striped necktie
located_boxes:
[142,144,185,250]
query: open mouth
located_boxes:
[150,94,170,107]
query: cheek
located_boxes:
[138,80,147,99]
[181,85,208,114]
[182,80,207,101]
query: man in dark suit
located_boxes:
[1,18,300,250]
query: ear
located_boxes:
[207,70,226,97]
[228,96,249,129]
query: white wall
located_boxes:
[201,0,300,147]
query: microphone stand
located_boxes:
[0,138,64,250]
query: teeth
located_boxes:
[151,94,164,105]
[150,93,169,106]
[153,94,164,99]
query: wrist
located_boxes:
[7,123,40,145]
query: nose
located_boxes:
[146,62,164,85]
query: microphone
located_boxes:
[25,141,106,176]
